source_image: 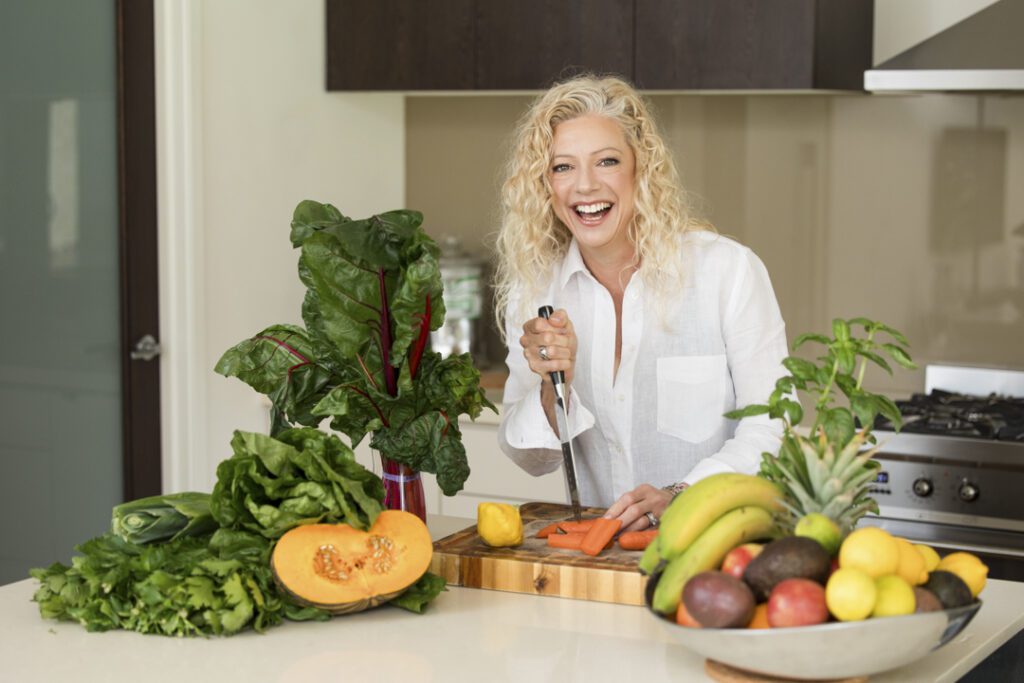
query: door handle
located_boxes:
[130,334,162,361]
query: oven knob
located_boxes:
[912,478,933,497]
[958,481,980,502]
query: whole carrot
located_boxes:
[581,518,622,556]
[618,529,658,551]
[547,532,585,550]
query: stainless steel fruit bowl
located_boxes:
[645,573,982,680]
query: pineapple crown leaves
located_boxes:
[732,317,916,533]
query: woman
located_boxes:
[494,75,788,532]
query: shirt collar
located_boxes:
[557,239,589,291]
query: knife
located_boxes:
[539,305,582,521]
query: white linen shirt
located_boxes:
[498,231,789,508]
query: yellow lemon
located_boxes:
[894,537,928,586]
[839,527,899,578]
[914,543,941,573]
[937,552,989,597]
[826,568,877,621]
[477,502,523,547]
[872,575,916,617]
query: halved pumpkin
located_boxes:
[271,510,433,615]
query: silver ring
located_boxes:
[539,345,550,361]
[645,512,659,528]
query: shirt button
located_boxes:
[617,395,625,402]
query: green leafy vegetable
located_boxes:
[30,529,327,637]
[388,571,448,614]
[111,492,217,545]
[210,428,385,538]
[215,202,495,495]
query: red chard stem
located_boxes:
[378,267,398,396]
[409,294,431,380]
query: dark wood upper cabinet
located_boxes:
[475,0,633,90]
[634,0,873,90]
[325,0,872,91]
[326,0,475,90]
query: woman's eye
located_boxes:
[552,163,571,173]
[598,157,619,167]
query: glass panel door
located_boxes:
[0,0,121,585]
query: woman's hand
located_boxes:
[603,484,674,532]
[520,308,577,386]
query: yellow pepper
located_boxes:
[477,502,523,547]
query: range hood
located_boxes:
[865,0,1024,92]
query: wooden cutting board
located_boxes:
[429,501,647,605]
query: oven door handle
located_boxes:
[925,539,1024,559]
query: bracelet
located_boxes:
[662,482,688,498]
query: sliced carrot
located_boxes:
[618,529,659,551]
[558,519,599,534]
[535,523,560,539]
[580,518,622,556]
[547,532,585,550]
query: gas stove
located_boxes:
[874,389,1024,441]
[861,365,1024,581]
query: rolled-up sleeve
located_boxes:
[498,300,596,476]
[682,246,788,485]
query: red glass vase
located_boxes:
[379,453,426,523]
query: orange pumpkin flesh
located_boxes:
[271,510,433,615]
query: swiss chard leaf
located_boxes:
[217,202,496,496]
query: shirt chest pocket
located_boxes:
[656,355,729,444]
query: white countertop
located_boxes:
[2,517,1022,683]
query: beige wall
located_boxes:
[159,0,405,491]
[406,93,1024,398]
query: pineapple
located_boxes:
[728,317,916,538]
[761,428,881,536]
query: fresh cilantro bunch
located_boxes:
[30,529,325,637]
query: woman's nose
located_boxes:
[575,165,599,193]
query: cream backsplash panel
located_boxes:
[407,93,1024,398]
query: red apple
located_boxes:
[767,578,829,627]
[721,543,764,580]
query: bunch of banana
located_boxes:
[645,473,783,614]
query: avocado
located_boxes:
[925,570,973,609]
[742,536,831,602]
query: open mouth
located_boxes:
[573,201,613,224]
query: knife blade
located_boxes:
[539,305,582,521]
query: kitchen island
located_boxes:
[2,517,1023,683]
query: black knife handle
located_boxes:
[538,305,565,387]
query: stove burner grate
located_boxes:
[874,389,1024,441]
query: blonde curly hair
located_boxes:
[493,74,710,339]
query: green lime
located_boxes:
[795,513,843,556]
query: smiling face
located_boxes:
[548,114,637,265]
